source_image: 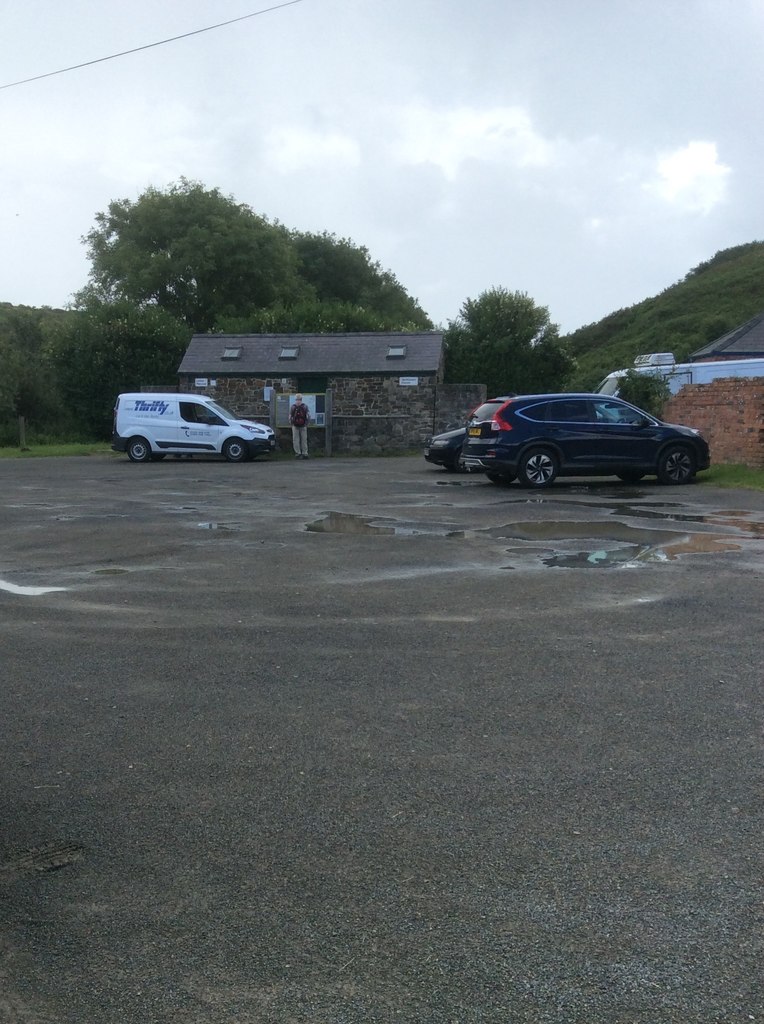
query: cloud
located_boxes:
[391,103,556,180]
[646,141,731,214]
[263,127,361,174]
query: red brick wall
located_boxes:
[663,379,764,468]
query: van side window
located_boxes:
[180,403,224,425]
[180,403,202,423]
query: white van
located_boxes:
[596,352,764,397]
[112,393,276,462]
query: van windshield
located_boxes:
[207,401,237,421]
[596,376,621,396]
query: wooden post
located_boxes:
[325,388,332,458]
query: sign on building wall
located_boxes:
[275,393,326,427]
[399,377,420,386]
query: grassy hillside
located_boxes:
[565,242,764,389]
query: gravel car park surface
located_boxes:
[1,455,763,1023]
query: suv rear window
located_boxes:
[469,401,507,421]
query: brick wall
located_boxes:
[663,378,764,468]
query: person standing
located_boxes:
[289,393,310,459]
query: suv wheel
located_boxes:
[518,448,558,488]
[657,445,695,485]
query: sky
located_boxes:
[2,0,764,334]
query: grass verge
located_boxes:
[700,464,764,490]
[0,443,114,459]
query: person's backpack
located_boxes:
[292,404,307,427]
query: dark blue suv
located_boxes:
[461,393,710,487]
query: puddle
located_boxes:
[498,498,764,537]
[307,511,464,538]
[492,520,743,568]
[93,568,129,575]
[306,507,758,571]
[484,521,683,545]
[544,535,741,569]
[54,514,127,522]
[196,522,242,531]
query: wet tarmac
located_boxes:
[1,455,763,1024]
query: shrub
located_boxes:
[617,369,671,416]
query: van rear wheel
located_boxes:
[222,438,248,463]
[127,437,152,463]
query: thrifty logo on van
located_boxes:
[133,400,170,414]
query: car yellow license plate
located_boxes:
[468,427,481,436]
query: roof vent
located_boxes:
[633,352,675,367]
[279,345,300,360]
[387,344,407,359]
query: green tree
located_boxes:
[444,287,574,395]
[617,369,670,416]
[47,302,190,438]
[0,304,72,442]
[78,179,305,332]
[290,231,432,328]
[79,180,432,335]
[219,297,426,335]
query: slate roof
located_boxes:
[178,332,444,376]
[690,312,764,360]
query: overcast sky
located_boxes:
[2,0,764,334]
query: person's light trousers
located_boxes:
[291,425,308,455]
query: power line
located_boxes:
[0,0,306,91]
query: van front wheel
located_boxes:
[222,438,248,463]
[127,437,152,463]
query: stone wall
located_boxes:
[663,378,764,468]
[178,373,485,455]
[179,376,283,423]
[432,383,486,434]
[330,374,438,453]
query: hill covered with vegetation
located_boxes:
[565,241,764,389]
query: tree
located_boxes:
[290,231,432,328]
[78,179,305,332]
[444,287,574,395]
[47,302,190,438]
[617,369,670,416]
[218,298,427,335]
[79,180,432,334]
[0,304,71,443]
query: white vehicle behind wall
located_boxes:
[597,352,764,397]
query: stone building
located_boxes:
[177,332,485,455]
